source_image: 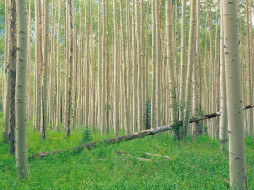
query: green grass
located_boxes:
[0,112,253,189]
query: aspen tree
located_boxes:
[132,0,137,132]
[9,0,16,156]
[16,0,28,178]
[106,0,109,134]
[101,0,106,135]
[120,0,130,134]
[223,0,248,188]
[166,0,177,125]
[27,0,31,120]
[85,0,90,127]
[219,0,228,150]
[49,0,56,130]
[41,0,49,139]
[113,0,118,136]
[35,0,42,132]
[151,0,156,129]
[183,0,196,137]
[246,0,253,137]
[3,0,10,143]
[207,2,216,139]
[126,0,132,132]
[155,0,161,127]
[193,0,201,139]
[179,0,187,120]
[97,0,101,132]
[56,0,61,132]
[65,0,73,137]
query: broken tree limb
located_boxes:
[33,104,254,158]
[32,111,221,158]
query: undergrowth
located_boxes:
[0,112,253,189]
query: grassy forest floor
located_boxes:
[0,112,253,190]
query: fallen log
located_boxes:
[33,103,254,158]
[32,112,220,158]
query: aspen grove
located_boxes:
[0,0,253,189]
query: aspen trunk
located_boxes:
[179,0,187,121]
[9,0,16,156]
[65,0,73,137]
[219,0,228,149]
[223,0,248,188]
[113,0,118,136]
[56,0,61,132]
[3,0,10,143]
[16,0,28,178]
[183,0,196,137]
[41,0,49,139]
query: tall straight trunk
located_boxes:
[166,0,177,125]
[183,0,196,137]
[132,0,137,132]
[49,0,56,130]
[193,0,201,139]
[101,0,106,136]
[85,0,90,127]
[27,0,31,120]
[179,0,187,120]
[246,0,253,137]
[73,5,78,130]
[65,0,73,137]
[41,0,49,140]
[97,0,101,133]
[16,0,28,178]
[151,0,156,129]
[207,3,216,139]
[120,0,130,134]
[126,0,132,132]
[155,0,161,127]
[106,0,109,134]
[9,0,16,156]
[56,0,61,132]
[35,0,42,132]
[219,0,228,149]
[223,0,248,188]
[3,0,10,143]
[250,2,254,137]
[113,0,118,136]
[64,2,69,129]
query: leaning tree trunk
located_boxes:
[223,0,248,188]
[16,0,28,178]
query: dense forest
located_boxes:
[0,0,253,189]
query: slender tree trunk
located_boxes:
[65,0,73,137]
[3,0,10,143]
[41,0,49,140]
[16,0,28,178]
[183,0,196,137]
[179,0,187,121]
[219,0,228,150]
[113,0,118,136]
[35,0,42,132]
[56,0,61,132]
[223,0,248,188]
[9,0,16,156]
[151,0,156,129]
